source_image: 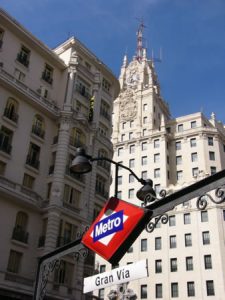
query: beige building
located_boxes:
[95,25,225,299]
[0,8,119,300]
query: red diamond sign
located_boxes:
[82,197,151,265]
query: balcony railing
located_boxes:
[31,125,45,139]
[17,53,29,67]
[12,226,29,244]
[26,155,40,169]
[56,236,71,247]
[3,108,19,123]
[97,160,111,172]
[0,134,12,155]
[38,235,45,248]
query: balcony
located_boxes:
[56,236,71,247]
[32,125,45,139]
[12,226,29,244]
[65,165,85,182]
[17,52,29,67]
[3,107,19,123]
[38,235,45,247]
[26,155,40,169]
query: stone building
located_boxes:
[0,8,119,299]
[95,24,225,300]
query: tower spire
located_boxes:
[136,19,145,62]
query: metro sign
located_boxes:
[82,197,151,265]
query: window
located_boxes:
[201,211,208,222]
[122,122,126,129]
[129,174,135,183]
[185,233,192,247]
[170,235,177,248]
[141,171,147,180]
[204,255,212,269]
[26,143,40,169]
[54,260,73,285]
[223,209,225,221]
[64,185,81,208]
[17,45,30,67]
[129,144,135,154]
[118,147,123,156]
[176,156,182,165]
[192,167,199,177]
[178,124,183,132]
[143,103,147,111]
[141,284,147,299]
[142,142,147,150]
[169,216,176,226]
[154,153,160,163]
[210,166,217,175]
[184,213,191,224]
[175,141,181,150]
[209,151,215,161]
[176,171,183,181]
[118,176,122,185]
[4,98,19,123]
[191,152,197,162]
[170,258,177,272]
[57,221,78,246]
[202,231,210,245]
[100,265,106,273]
[98,288,104,299]
[156,284,162,298]
[129,159,135,168]
[154,184,161,195]
[128,189,134,199]
[32,115,45,138]
[130,120,134,128]
[191,121,196,128]
[100,100,110,120]
[208,137,213,146]
[7,250,22,273]
[127,246,133,253]
[155,237,161,250]
[0,126,13,154]
[117,191,122,199]
[0,160,6,175]
[190,138,196,147]
[171,283,178,298]
[206,280,215,296]
[42,63,53,84]
[154,139,160,148]
[13,211,28,243]
[0,28,4,48]
[129,132,133,140]
[70,128,86,148]
[23,173,35,189]
[14,68,25,82]
[142,156,147,166]
[143,129,147,136]
[186,257,193,271]
[187,282,195,297]
[143,117,147,124]
[141,239,147,252]
[154,168,160,178]
[102,78,111,92]
[155,260,162,273]
[121,134,125,141]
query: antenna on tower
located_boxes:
[151,47,163,63]
[136,18,146,62]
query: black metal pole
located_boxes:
[114,163,119,198]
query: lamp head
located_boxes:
[70,148,92,174]
[136,179,156,202]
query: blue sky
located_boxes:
[2,0,225,121]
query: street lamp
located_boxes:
[70,148,156,201]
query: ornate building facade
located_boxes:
[95,24,225,300]
[0,8,119,299]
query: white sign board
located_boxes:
[83,259,148,293]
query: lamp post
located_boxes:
[70,148,156,201]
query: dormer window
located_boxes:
[42,64,53,84]
[17,46,30,67]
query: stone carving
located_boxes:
[120,89,137,121]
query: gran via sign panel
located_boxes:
[82,197,151,265]
[83,260,148,293]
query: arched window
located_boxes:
[4,98,18,123]
[70,128,86,148]
[32,114,45,138]
[12,211,29,243]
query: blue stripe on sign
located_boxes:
[93,210,124,242]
